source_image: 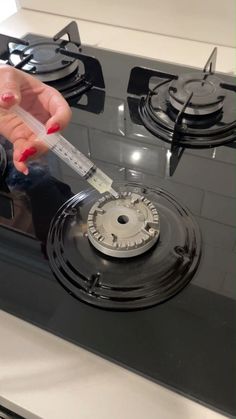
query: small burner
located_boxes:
[87,192,160,258]
[168,73,225,116]
[47,183,201,310]
[1,22,105,101]
[9,40,79,82]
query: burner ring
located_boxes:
[168,73,225,116]
[87,192,160,258]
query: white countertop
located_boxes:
[0,311,227,419]
[0,8,233,419]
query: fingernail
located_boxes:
[1,93,15,102]
[47,123,60,135]
[18,146,37,163]
[23,168,29,176]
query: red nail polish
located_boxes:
[1,93,15,102]
[18,146,37,162]
[47,123,60,135]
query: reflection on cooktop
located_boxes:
[0,38,235,417]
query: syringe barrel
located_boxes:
[44,132,94,177]
[12,105,94,178]
[12,105,117,196]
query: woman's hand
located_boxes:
[0,65,72,174]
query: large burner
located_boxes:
[87,192,160,258]
[47,183,201,310]
[168,73,225,116]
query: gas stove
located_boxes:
[0,23,235,418]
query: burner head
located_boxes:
[9,40,79,82]
[168,73,225,116]
[87,192,160,258]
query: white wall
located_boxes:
[0,0,17,23]
[19,0,235,47]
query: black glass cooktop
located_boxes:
[0,44,235,417]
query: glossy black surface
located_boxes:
[0,45,235,416]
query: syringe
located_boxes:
[12,105,119,198]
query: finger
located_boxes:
[0,66,21,109]
[13,137,48,174]
[0,112,27,142]
[0,111,47,151]
[13,139,35,175]
[0,107,48,175]
[42,87,72,133]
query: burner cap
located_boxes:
[87,192,160,258]
[168,73,225,115]
[9,40,79,82]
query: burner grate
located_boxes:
[127,48,236,175]
[0,21,105,101]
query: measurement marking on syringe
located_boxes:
[12,106,117,196]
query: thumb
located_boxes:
[0,66,21,109]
